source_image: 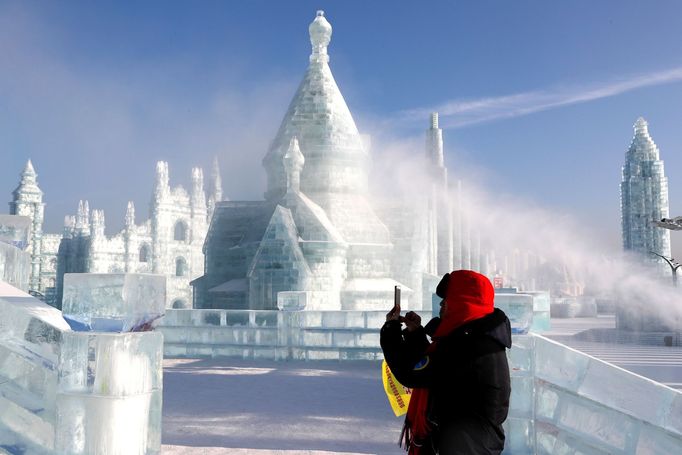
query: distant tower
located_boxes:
[75,200,91,237]
[90,209,105,238]
[620,117,671,266]
[151,161,171,274]
[207,156,223,219]
[191,167,206,209]
[425,113,454,275]
[123,201,136,272]
[125,201,135,230]
[9,160,45,291]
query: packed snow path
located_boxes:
[162,359,401,454]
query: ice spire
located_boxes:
[22,159,36,180]
[426,112,444,168]
[309,10,332,64]
[91,209,105,238]
[634,116,648,134]
[283,136,305,193]
[125,201,135,228]
[12,159,42,200]
[75,200,91,236]
[154,161,170,198]
[210,156,223,203]
[627,116,660,161]
[191,167,205,205]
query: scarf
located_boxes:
[401,270,495,454]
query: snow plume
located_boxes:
[369,132,682,324]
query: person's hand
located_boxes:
[386,303,401,322]
[401,311,422,332]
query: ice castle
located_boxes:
[6,159,222,309]
[192,11,469,312]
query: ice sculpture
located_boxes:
[0,279,163,454]
[621,117,671,262]
[62,273,166,332]
[495,292,534,334]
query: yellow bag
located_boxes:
[382,360,411,417]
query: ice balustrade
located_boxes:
[161,308,682,453]
[0,276,163,455]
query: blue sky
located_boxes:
[1,1,681,256]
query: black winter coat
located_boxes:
[380,308,512,455]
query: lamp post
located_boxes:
[650,251,681,287]
[654,216,682,231]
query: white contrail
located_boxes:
[397,66,682,129]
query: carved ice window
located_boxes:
[175,257,187,277]
[174,221,188,242]
[139,244,150,263]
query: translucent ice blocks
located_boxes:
[62,273,166,332]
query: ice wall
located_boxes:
[507,334,682,454]
[161,308,385,360]
[0,279,163,454]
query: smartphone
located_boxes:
[393,285,401,314]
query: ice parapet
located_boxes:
[62,273,166,332]
[495,292,534,334]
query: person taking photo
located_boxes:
[380,270,512,455]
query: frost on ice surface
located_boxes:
[0,214,31,251]
[62,273,166,332]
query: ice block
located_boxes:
[62,273,166,332]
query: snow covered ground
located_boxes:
[161,315,682,454]
[162,359,401,455]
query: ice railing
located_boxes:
[0,278,163,455]
[160,309,388,360]
[160,308,682,453]
[508,334,682,454]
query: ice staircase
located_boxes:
[0,281,163,455]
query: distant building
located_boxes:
[9,159,222,308]
[9,161,61,303]
[620,117,671,267]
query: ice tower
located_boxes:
[620,117,671,266]
[425,113,454,276]
[9,160,45,292]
